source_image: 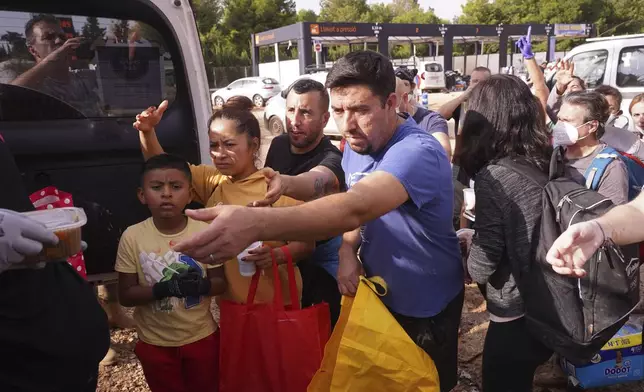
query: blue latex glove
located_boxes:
[516,36,534,60]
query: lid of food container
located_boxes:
[22,207,88,231]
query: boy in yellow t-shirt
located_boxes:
[115,154,226,392]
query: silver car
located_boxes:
[211,77,281,108]
[263,72,341,138]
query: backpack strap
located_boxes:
[584,146,619,191]
[549,146,567,181]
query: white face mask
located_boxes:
[552,121,594,146]
[607,114,616,126]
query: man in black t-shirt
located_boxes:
[0,136,110,392]
[262,78,344,326]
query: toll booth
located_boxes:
[251,22,595,77]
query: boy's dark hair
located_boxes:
[25,14,60,45]
[326,51,395,106]
[595,85,623,108]
[141,153,192,185]
[283,78,329,111]
[208,95,261,148]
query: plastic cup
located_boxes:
[237,241,263,277]
[463,188,476,211]
[22,207,87,260]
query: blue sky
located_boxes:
[295,0,467,21]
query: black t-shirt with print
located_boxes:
[265,134,345,246]
[265,134,346,190]
[0,138,110,391]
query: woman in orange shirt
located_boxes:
[134,96,312,305]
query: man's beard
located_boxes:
[288,129,319,149]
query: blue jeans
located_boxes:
[300,236,342,327]
[310,236,341,280]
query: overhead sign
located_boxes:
[309,23,374,37]
[255,32,275,45]
[554,24,588,37]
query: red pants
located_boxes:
[135,332,220,392]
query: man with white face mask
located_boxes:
[555,91,629,205]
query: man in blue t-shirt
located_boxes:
[174,51,464,391]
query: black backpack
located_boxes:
[499,147,640,365]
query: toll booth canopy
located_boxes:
[251,22,594,76]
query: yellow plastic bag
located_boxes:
[308,276,440,392]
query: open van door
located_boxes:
[0,0,211,278]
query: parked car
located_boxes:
[419,62,446,92]
[546,34,644,119]
[211,77,281,108]
[263,72,341,138]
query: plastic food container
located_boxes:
[23,207,87,260]
[237,241,263,277]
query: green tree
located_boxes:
[600,0,644,36]
[457,0,634,50]
[110,20,130,42]
[361,3,395,23]
[296,9,318,22]
[192,0,238,70]
[80,16,106,43]
[1,32,29,58]
[222,0,296,61]
[319,0,370,22]
[458,0,504,25]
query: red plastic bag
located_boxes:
[29,186,87,279]
[219,248,330,392]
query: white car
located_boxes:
[263,72,341,138]
[211,77,281,108]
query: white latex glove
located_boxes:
[0,209,59,273]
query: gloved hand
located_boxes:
[516,36,534,60]
[152,267,211,299]
[0,209,59,273]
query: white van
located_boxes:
[0,0,211,278]
[419,62,446,92]
[558,34,644,117]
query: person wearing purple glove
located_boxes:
[516,29,550,121]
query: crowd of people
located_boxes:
[3,26,644,392]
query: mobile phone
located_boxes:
[75,40,95,60]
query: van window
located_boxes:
[0,11,176,120]
[617,46,644,88]
[425,63,442,72]
[570,49,608,89]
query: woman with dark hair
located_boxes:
[460,74,554,392]
[135,96,313,306]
